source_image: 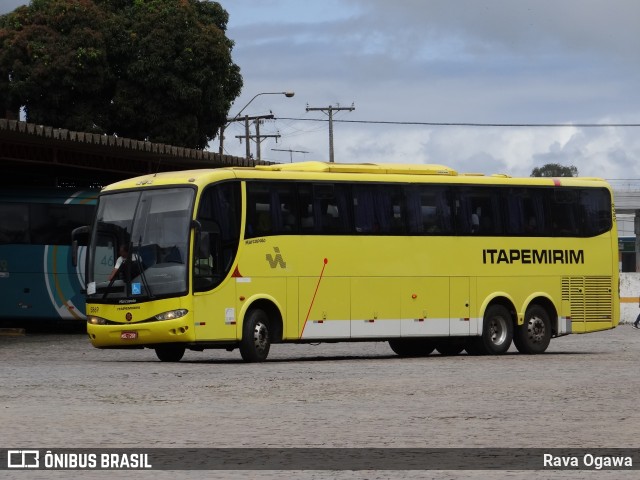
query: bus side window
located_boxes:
[317,183,351,234]
[353,185,374,233]
[0,203,29,243]
[548,188,580,236]
[353,184,402,234]
[298,184,316,232]
[256,211,272,235]
[405,185,451,235]
[457,187,502,236]
[245,182,271,238]
[194,230,215,291]
[453,194,473,234]
[195,182,240,291]
[273,183,298,234]
[579,187,611,236]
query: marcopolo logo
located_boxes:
[266,247,286,269]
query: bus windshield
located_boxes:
[86,187,195,301]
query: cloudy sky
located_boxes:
[3,1,640,181]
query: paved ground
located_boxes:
[1,325,639,479]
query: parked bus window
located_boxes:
[0,203,29,243]
[0,189,97,322]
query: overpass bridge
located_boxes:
[0,119,270,187]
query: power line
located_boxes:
[271,148,310,163]
[276,117,640,128]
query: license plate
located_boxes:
[121,331,138,340]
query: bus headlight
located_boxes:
[155,309,188,321]
[87,316,108,325]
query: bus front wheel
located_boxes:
[155,345,185,362]
[514,305,551,354]
[240,308,271,362]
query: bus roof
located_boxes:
[99,162,610,192]
[256,161,458,176]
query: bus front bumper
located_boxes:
[87,317,195,348]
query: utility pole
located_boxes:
[254,118,281,161]
[271,148,310,163]
[305,103,354,162]
[232,114,278,160]
[220,91,294,156]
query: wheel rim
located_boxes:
[526,315,546,344]
[253,321,269,353]
[488,316,508,346]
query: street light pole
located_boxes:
[219,91,294,156]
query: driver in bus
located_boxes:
[108,245,138,281]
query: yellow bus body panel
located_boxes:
[87,163,619,350]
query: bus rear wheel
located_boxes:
[466,305,513,355]
[155,345,185,362]
[514,305,551,354]
[240,308,271,362]
[388,339,435,357]
[482,305,513,355]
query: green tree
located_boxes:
[0,0,242,149]
[530,163,578,177]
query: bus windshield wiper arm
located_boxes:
[135,240,154,298]
[101,276,117,300]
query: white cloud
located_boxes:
[4,1,640,181]
[221,0,640,179]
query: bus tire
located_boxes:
[514,305,551,354]
[480,304,513,355]
[155,345,185,362]
[435,338,465,356]
[388,339,435,357]
[240,308,271,362]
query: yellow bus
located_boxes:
[80,162,619,362]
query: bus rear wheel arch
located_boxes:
[514,304,551,354]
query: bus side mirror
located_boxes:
[71,226,91,267]
[72,240,79,267]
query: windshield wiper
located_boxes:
[101,276,119,300]
[134,239,154,298]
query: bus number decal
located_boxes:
[100,255,114,267]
